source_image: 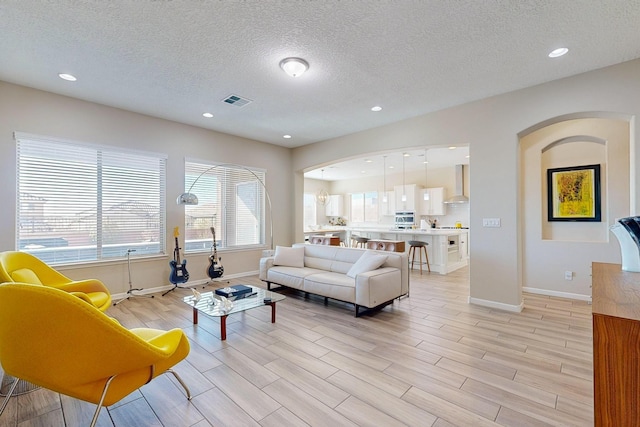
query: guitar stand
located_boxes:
[162,283,192,296]
[113,249,154,305]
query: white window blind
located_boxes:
[184,161,266,251]
[303,193,317,230]
[350,191,379,223]
[16,133,166,265]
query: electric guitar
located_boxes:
[169,226,189,284]
[207,226,224,279]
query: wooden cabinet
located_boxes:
[325,195,343,217]
[394,184,422,214]
[379,190,395,216]
[592,262,640,426]
[421,187,446,216]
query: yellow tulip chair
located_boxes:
[0,282,191,426]
[0,251,111,311]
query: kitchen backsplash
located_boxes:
[423,202,470,227]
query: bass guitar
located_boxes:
[207,226,224,279]
[169,226,189,284]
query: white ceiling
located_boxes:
[305,146,469,181]
[2,2,640,149]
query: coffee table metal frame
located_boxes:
[183,286,285,340]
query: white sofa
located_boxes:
[259,243,408,316]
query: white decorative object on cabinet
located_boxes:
[379,190,395,216]
[325,195,343,217]
[394,184,422,214]
[422,187,446,216]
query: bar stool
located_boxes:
[351,236,369,248]
[408,240,430,274]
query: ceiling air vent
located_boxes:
[222,94,252,107]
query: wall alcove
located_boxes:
[518,115,631,298]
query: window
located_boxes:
[350,191,379,223]
[303,193,317,229]
[16,133,167,265]
[184,161,267,252]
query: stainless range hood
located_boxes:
[444,164,469,204]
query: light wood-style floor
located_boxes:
[1,266,594,426]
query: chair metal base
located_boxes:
[0,370,193,427]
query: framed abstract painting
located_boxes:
[547,164,601,222]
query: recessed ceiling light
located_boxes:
[403,153,410,157]
[423,161,428,164]
[364,159,372,163]
[58,73,77,81]
[361,170,366,174]
[389,166,395,169]
[279,57,309,77]
[466,155,470,158]
[371,106,382,112]
[283,134,292,139]
[548,47,568,58]
[202,112,213,118]
[449,146,457,150]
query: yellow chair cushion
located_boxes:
[10,268,42,285]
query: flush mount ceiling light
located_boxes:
[283,134,292,139]
[279,57,309,77]
[371,106,382,112]
[58,73,77,81]
[548,47,569,58]
[202,112,213,118]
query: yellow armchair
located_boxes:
[0,282,191,426]
[0,251,111,311]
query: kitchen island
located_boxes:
[346,227,469,275]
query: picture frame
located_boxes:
[547,164,601,222]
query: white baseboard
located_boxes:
[468,296,524,313]
[111,271,258,301]
[522,286,592,302]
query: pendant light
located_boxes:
[316,169,329,206]
[382,156,388,203]
[401,153,407,203]
[423,148,430,201]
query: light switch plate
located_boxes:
[482,218,501,227]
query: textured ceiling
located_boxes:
[2,1,640,149]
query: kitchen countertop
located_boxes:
[304,226,469,236]
[347,227,468,235]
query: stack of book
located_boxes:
[215,285,253,299]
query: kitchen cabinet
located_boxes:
[379,190,395,216]
[421,187,446,216]
[325,194,343,217]
[394,184,422,214]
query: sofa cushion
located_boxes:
[267,266,324,290]
[274,246,305,268]
[346,251,388,278]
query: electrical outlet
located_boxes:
[482,218,501,227]
[564,271,573,281]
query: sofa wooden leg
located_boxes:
[324,296,328,305]
[355,304,360,317]
[267,282,271,290]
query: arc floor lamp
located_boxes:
[176,163,274,251]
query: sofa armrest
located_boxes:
[354,268,402,308]
[259,257,275,281]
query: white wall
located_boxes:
[520,117,630,299]
[292,59,640,310]
[0,82,293,294]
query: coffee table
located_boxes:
[182,286,285,340]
